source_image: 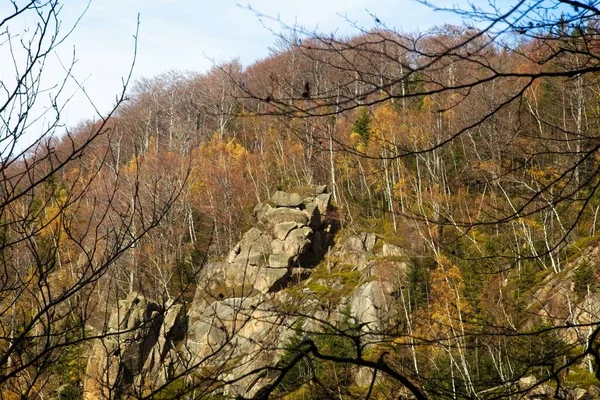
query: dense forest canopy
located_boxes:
[5,1,600,399]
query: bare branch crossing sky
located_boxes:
[0,0,467,141]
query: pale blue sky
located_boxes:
[1,0,470,140]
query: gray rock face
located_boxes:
[221,187,334,295]
[350,281,391,341]
[271,191,304,207]
[188,186,336,392]
[345,236,366,254]
[381,242,404,257]
[185,297,260,365]
[84,293,180,399]
[137,303,186,388]
[265,207,309,226]
[333,232,379,270]
[271,238,285,254]
[228,228,273,267]
[314,193,332,215]
[269,253,292,268]
[254,202,274,222]
[273,221,299,241]
[107,292,162,332]
[302,192,331,229]
[255,266,290,293]
[283,226,312,258]
[183,294,291,398]
[311,185,328,195]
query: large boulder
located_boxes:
[254,265,290,293]
[273,221,299,241]
[381,242,404,257]
[302,192,332,228]
[333,232,378,270]
[350,281,391,341]
[271,191,304,207]
[282,226,312,259]
[227,228,273,267]
[269,253,292,268]
[314,193,332,215]
[311,185,328,195]
[216,305,294,398]
[254,202,274,223]
[107,292,162,332]
[185,297,260,365]
[185,318,227,364]
[183,295,289,387]
[265,207,309,226]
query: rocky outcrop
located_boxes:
[183,294,292,398]
[137,302,186,388]
[81,186,435,398]
[204,186,335,296]
[332,231,378,271]
[520,245,600,346]
[84,186,338,398]
[271,190,304,207]
[179,186,337,396]
[83,292,185,399]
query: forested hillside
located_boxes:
[4,1,600,399]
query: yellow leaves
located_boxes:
[430,256,465,304]
[392,177,408,197]
[349,131,362,147]
[424,256,471,341]
[188,135,254,212]
[421,95,435,111]
[38,186,69,239]
[393,335,412,347]
[194,134,249,162]
[122,153,139,176]
[526,165,560,185]
[373,103,397,127]
[188,179,207,200]
[467,227,488,245]
[225,139,248,160]
[356,140,368,154]
[513,216,541,231]
[335,152,357,180]
[474,160,500,175]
